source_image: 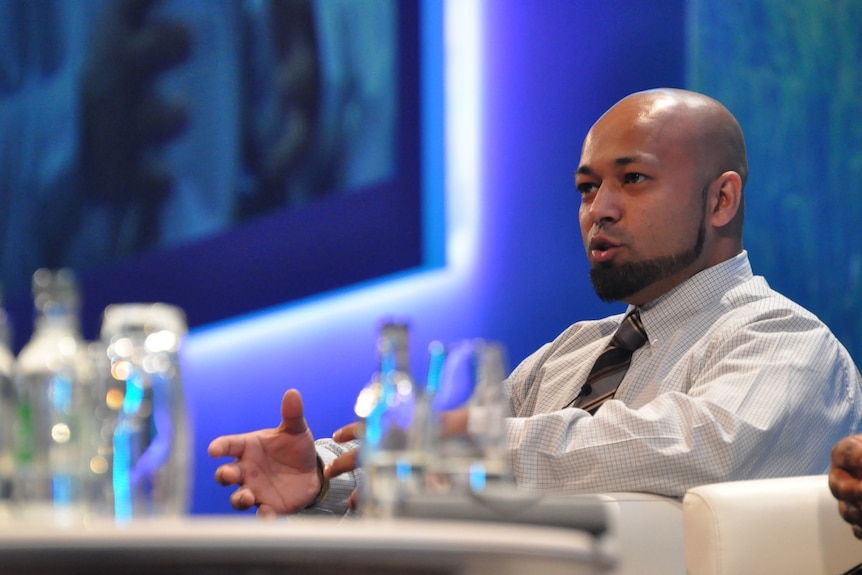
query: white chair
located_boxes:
[682,475,862,575]
[597,492,685,575]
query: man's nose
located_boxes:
[587,183,622,224]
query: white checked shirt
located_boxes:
[505,251,862,497]
[311,251,862,513]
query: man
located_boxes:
[831,435,862,538]
[209,88,862,517]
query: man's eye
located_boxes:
[623,173,647,184]
[577,182,597,195]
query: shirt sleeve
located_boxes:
[299,438,361,516]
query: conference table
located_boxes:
[0,512,615,574]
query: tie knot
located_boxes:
[612,310,648,352]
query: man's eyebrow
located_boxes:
[576,155,652,176]
[614,156,643,166]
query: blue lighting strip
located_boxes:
[422,0,446,269]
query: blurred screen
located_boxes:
[0,0,424,342]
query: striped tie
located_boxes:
[569,309,648,414]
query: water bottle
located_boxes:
[466,340,513,492]
[12,269,99,523]
[425,339,514,495]
[97,303,190,522]
[357,320,420,517]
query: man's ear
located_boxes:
[708,171,743,228]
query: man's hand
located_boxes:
[829,434,862,538]
[81,0,190,249]
[439,408,469,437]
[208,389,321,517]
[326,421,363,510]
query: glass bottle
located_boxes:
[425,339,513,495]
[12,269,98,523]
[98,303,190,522]
[357,320,419,517]
[466,340,513,492]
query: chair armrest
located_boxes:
[596,492,684,575]
[683,475,862,575]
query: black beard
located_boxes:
[589,216,706,303]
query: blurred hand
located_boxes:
[829,434,862,538]
[238,0,320,217]
[208,389,321,517]
[328,421,363,510]
[81,0,191,247]
[439,408,469,437]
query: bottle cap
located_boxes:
[101,303,188,340]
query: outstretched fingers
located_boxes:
[207,388,323,514]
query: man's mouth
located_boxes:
[589,238,620,263]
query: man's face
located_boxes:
[576,99,710,305]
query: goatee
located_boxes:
[589,217,705,302]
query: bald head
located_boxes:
[586,88,748,235]
[601,88,748,189]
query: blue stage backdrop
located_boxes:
[688,0,862,365]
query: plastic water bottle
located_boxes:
[12,269,99,523]
[97,303,191,522]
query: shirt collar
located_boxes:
[630,251,754,344]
